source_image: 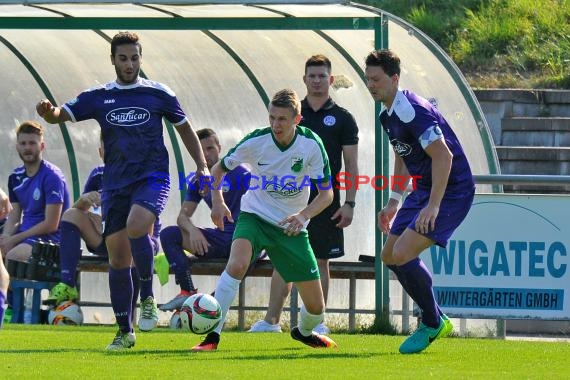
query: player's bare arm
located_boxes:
[209,162,232,230]
[378,152,407,234]
[415,138,452,234]
[175,121,210,188]
[36,99,71,124]
[3,203,63,248]
[177,201,210,255]
[280,181,333,236]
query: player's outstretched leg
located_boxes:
[290,327,337,349]
[399,316,445,354]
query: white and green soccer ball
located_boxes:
[169,310,182,330]
[179,293,222,335]
[48,301,84,325]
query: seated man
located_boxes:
[1,121,70,264]
[159,128,251,311]
[46,140,161,311]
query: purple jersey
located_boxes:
[185,164,251,232]
[63,78,188,191]
[380,90,474,195]
[83,165,104,194]
[7,160,70,243]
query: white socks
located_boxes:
[298,305,324,336]
[213,270,241,335]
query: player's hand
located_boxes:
[279,212,308,236]
[36,99,55,118]
[332,203,354,228]
[195,166,211,196]
[415,205,439,235]
[85,191,101,207]
[0,235,17,254]
[188,227,210,256]
[210,201,232,231]
[377,201,398,234]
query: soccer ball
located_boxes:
[48,301,84,325]
[179,293,222,335]
[169,310,182,330]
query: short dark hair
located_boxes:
[365,49,401,76]
[16,120,44,138]
[270,89,301,116]
[111,31,142,56]
[196,128,219,144]
[305,54,331,73]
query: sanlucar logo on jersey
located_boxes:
[106,107,150,126]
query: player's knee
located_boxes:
[226,259,249,279]
[380,248,396,265]
[62,208,83,223]
[126,223,150,239]
[304,302,325,315]
[108,255,131,269]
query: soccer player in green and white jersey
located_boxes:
[191,89,337,351]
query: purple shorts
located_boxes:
[102,178,169,237]
[390,188,475,247]
[87,241,108,256]
[189,228,233,260]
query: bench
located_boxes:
[77,256,376,332]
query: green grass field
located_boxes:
[1,324,569,379]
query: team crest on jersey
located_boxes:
[265,181,302,199]
[391,140,412,156]
[291,156,304,173]
[323,115,336,126]
[106,107,150,126]
[427,97,439,108]
[33,187,41,201]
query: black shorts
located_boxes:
[307,202,345,260]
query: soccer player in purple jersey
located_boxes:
[36,31,209,350]
[365,49,475,354]
[2,121,70,264]
[159,128,252,311]
[0,188,12,328]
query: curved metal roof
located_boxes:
[0,2,498,263]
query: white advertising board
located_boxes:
[422,193,569,320]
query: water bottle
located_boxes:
[23,289,33,324]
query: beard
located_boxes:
[115,66,140,85]
[18,151,41,165]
